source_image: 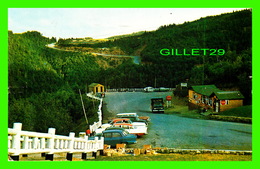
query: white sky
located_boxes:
[8,8,247,39]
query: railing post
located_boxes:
[45,128,55,161]
[22,135,29,158]
[94,137,99,151]
[66,132,75,161]
[100,137,104,152]
[10,123,22,161]
[40,137,46,149]
[32,137,39,149]
[22,136,29,150]
[79,132,88,160]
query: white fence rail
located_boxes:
[86,92,103,101]
[8,123,104,161]
[86,93,103,133]
[106,88,175,92]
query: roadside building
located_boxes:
[210,91,244,112]
[188,85,244,112]
[174,82,190,97]
[88,83,105,94]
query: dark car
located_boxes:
[90,129,137,147]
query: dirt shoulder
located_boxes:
[92,153,252,161]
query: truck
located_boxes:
[151,98,164,113]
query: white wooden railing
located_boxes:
[86,93,103,133]
[8,123,104,161]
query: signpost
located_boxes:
[166,95,172,108]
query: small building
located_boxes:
[188,85,244,112]
[174,82,190,97]
[88,83,105,94]
[210,91,244,112]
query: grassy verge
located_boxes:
[164,96,206,119]
[220,105,252,118]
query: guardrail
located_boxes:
[106,88,175,92]
[8,123,104,161]
[107,88,144,92]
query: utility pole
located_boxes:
[79,89,88,124]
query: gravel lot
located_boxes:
[103,92,252,150]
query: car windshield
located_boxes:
[154,102,163,106]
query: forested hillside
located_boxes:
[58,9,252,104]
[8,31,101,135]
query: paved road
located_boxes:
[46,43,141,64]
[103,92,252,150]
[92,53,141,64]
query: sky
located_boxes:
[8,8,247,39]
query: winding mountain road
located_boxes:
[46,43,141,64]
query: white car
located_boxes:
[116,113,151,123]
[113,123,148,136]
[144,87,154,92]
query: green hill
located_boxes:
[106,31,145,40]
[59,9,252,104]
[8,31,100,135]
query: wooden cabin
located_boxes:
[188,85,244,112]
[88,83,105,94]
[210,91,244,112]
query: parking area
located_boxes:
[102,92,252,150]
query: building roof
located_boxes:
[191,85,222,96]
[211,91,244,100]
[88,83,103,87]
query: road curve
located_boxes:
[46,43,141,64]
[92,53,141,64]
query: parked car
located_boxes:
[113,123,148,137]
[110,118,147,128]
[105,127,127,132]
[159,87,170,92]
[109,118,132,124]
[90,129,137,147]
[116,113,150,124]
[153,87,170,92]
[117,112,150,122]
[144,86,154,92]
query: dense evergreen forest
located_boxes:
[58,9,252,104]
[8,31,101,135]
[8,9,252,134]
